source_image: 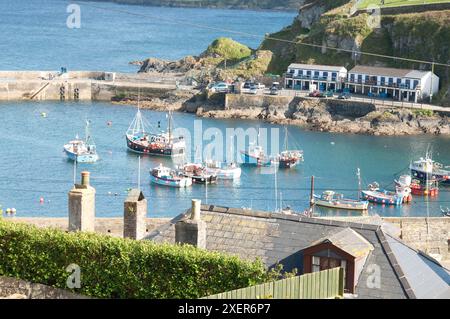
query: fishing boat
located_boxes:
[204,160,241,180]
[410,178,439,196]
[362,182,406,206]
[410,153,450,185]
[64,120,99,163]
[177,163,218,184]
[277,127,304,169]
[394,175,413,203]
[150,164,192,188]
[126,106,185,157]
[313,191,369,211]
[240,144,272,166]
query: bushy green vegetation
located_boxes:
[413,109,434,117]
[205,37,252,62]
[0,220,270,299]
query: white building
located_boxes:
[285,64,347,92]
[346,66,439,103]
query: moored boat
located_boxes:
[410,178,439,196]
[177,163,218,184]
[240,145,272,166]
[278,150,304,169]
[64,120,99,163]
[410,153,450,185]
[126,106,185,157]
[313,191,369,211]
[204,160,241,180]
[150,164,192,188]
[277,127,304,169]
[362,182,406,206]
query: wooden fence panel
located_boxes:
[203,268,343,299]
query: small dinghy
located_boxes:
[204,160,241,180]
[177,163,218,184]
[64,120,99,163]
[150,164,192,188]
[313,191,369,211]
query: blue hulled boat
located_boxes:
[64,121,99,163]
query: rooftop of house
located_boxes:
[146,204,450,299]
[349,65,432,79]
[288,63,347,72]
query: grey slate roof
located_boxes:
[146,205,450,299]
[349,65,431,79]
[309,227,374,258]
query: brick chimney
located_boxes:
[175,199,206,249]
[68,171,96,232]
[123,189,147,240]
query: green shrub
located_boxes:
[0,220,269,299]
[412,109,434,117]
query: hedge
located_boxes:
[0,220,269,298]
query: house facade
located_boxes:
[346,65,439,103]
[285,63,347,92]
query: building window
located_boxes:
[413,80,419,89]
[380,77,385,85]
[323,72,328,79]
[332,72,337,80]
[350,74,355,82]
[405,79,411,89]
[365,75,370,82]
[312,256,320,272]
[388,78,393,84]
[357,74,362,82]
[306,71,311,78]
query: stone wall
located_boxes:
[0,276,88,299]
[225,93,295,110]
[384,217,450,262]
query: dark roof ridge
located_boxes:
[375,229,416,299]
[201,204,381,231]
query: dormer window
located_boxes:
[302,228,374,294]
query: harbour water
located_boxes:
[0,101,448,218]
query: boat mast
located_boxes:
[357,168,362,200]
[284,126,288,152]
[168,110,173,143]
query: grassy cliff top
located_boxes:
[203,37,253,61]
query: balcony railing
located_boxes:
[285,73,343,82]
[345,79,419,90]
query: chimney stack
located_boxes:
[175,199,206,249]
[68,171,96,232]
[123,189,147,240]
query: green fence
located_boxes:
[203,268,344,299]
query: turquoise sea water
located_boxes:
[0,1,449,218]
[0,0,296,71]
[0,101,448,218]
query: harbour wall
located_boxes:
[0,71,180,101]
[3,216,449,265]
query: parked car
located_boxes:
[269,87,279,95]
[248,84,259,95]
[254,83,266,90]
[338,92,351,100]
[242,81,253,90]
[309,90,325,98]
[209,82,230,93]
